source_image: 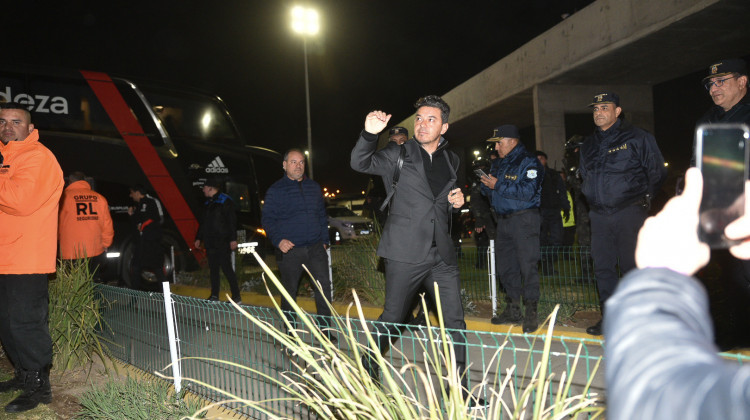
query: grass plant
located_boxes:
[330,233,387,305]
[49,259,112,372]
[76,376,203,419]
[167,248,604,419]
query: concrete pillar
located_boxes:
[533,83,654,171]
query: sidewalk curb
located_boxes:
[169,284,601,340]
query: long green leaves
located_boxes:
[50,259,112,373]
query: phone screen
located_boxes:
[474,168,488,178]
[696,123,750,248]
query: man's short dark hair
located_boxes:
[130,184,148,194]
[0,102,32,122]
[414,95,450,123]
[283,148,306,162]
[535,150,548,159]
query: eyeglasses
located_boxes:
[704,75,737,91]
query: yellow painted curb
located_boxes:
[169,284,598,340]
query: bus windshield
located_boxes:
[142,89,240,144]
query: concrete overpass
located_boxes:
[388,0,750,170]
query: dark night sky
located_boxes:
[9,0,597,195]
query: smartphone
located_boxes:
[474,168,489,178]
[696,123,750,248]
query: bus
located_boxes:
[0,65,276,288]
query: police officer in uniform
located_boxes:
[579,93,667,335]
[693,58,750,349]
[480,124,544,333]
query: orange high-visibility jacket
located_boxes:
[58,180,114,260]
[0,130,64,274]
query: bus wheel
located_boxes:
[161,235,188,283]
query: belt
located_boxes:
[497,208,539,219]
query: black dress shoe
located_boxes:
[5,370,51,413]
[586,319,603,336]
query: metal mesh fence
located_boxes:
[330,243,599,311]
[95,281,750,419]
[96,284,606,418]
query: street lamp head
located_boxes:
[291,6,319,36]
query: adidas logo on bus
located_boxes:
[205,156,229,173]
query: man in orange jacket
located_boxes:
[58,171,114,281]
[0,102,63,413]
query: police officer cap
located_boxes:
[588,92,619,107]
[204,176,223,189]
[487,124,520,142]
[702,58,748,83]
[389,126,408,137]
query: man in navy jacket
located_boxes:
[262,149,332,336]
[480,124,544,333]
[579,92,666,335]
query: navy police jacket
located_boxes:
[579,119,666,215]
[262,175,329,248]
[481,142,543,215]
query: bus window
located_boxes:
[140,89,239,144]
[225,181,252,213]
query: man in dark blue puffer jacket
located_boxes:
[262,149,332,338]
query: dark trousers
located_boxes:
[131,231,165,288]
[589,205,647,305]
[377,247,467,367]
[0,274,52,370]
[540,208,564,247]
[277,244,332,320]
[475,230,490,269]
[206,246,241,299]
[540,208,564,271]
[495,210,541,301]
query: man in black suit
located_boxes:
[351,95,483,406]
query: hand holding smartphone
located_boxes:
[474,168,489,179]
[696,123,750,248]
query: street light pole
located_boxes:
[302,37,313,179]
[291,6,319,180]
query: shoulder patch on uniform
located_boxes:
[527,169,538,179]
